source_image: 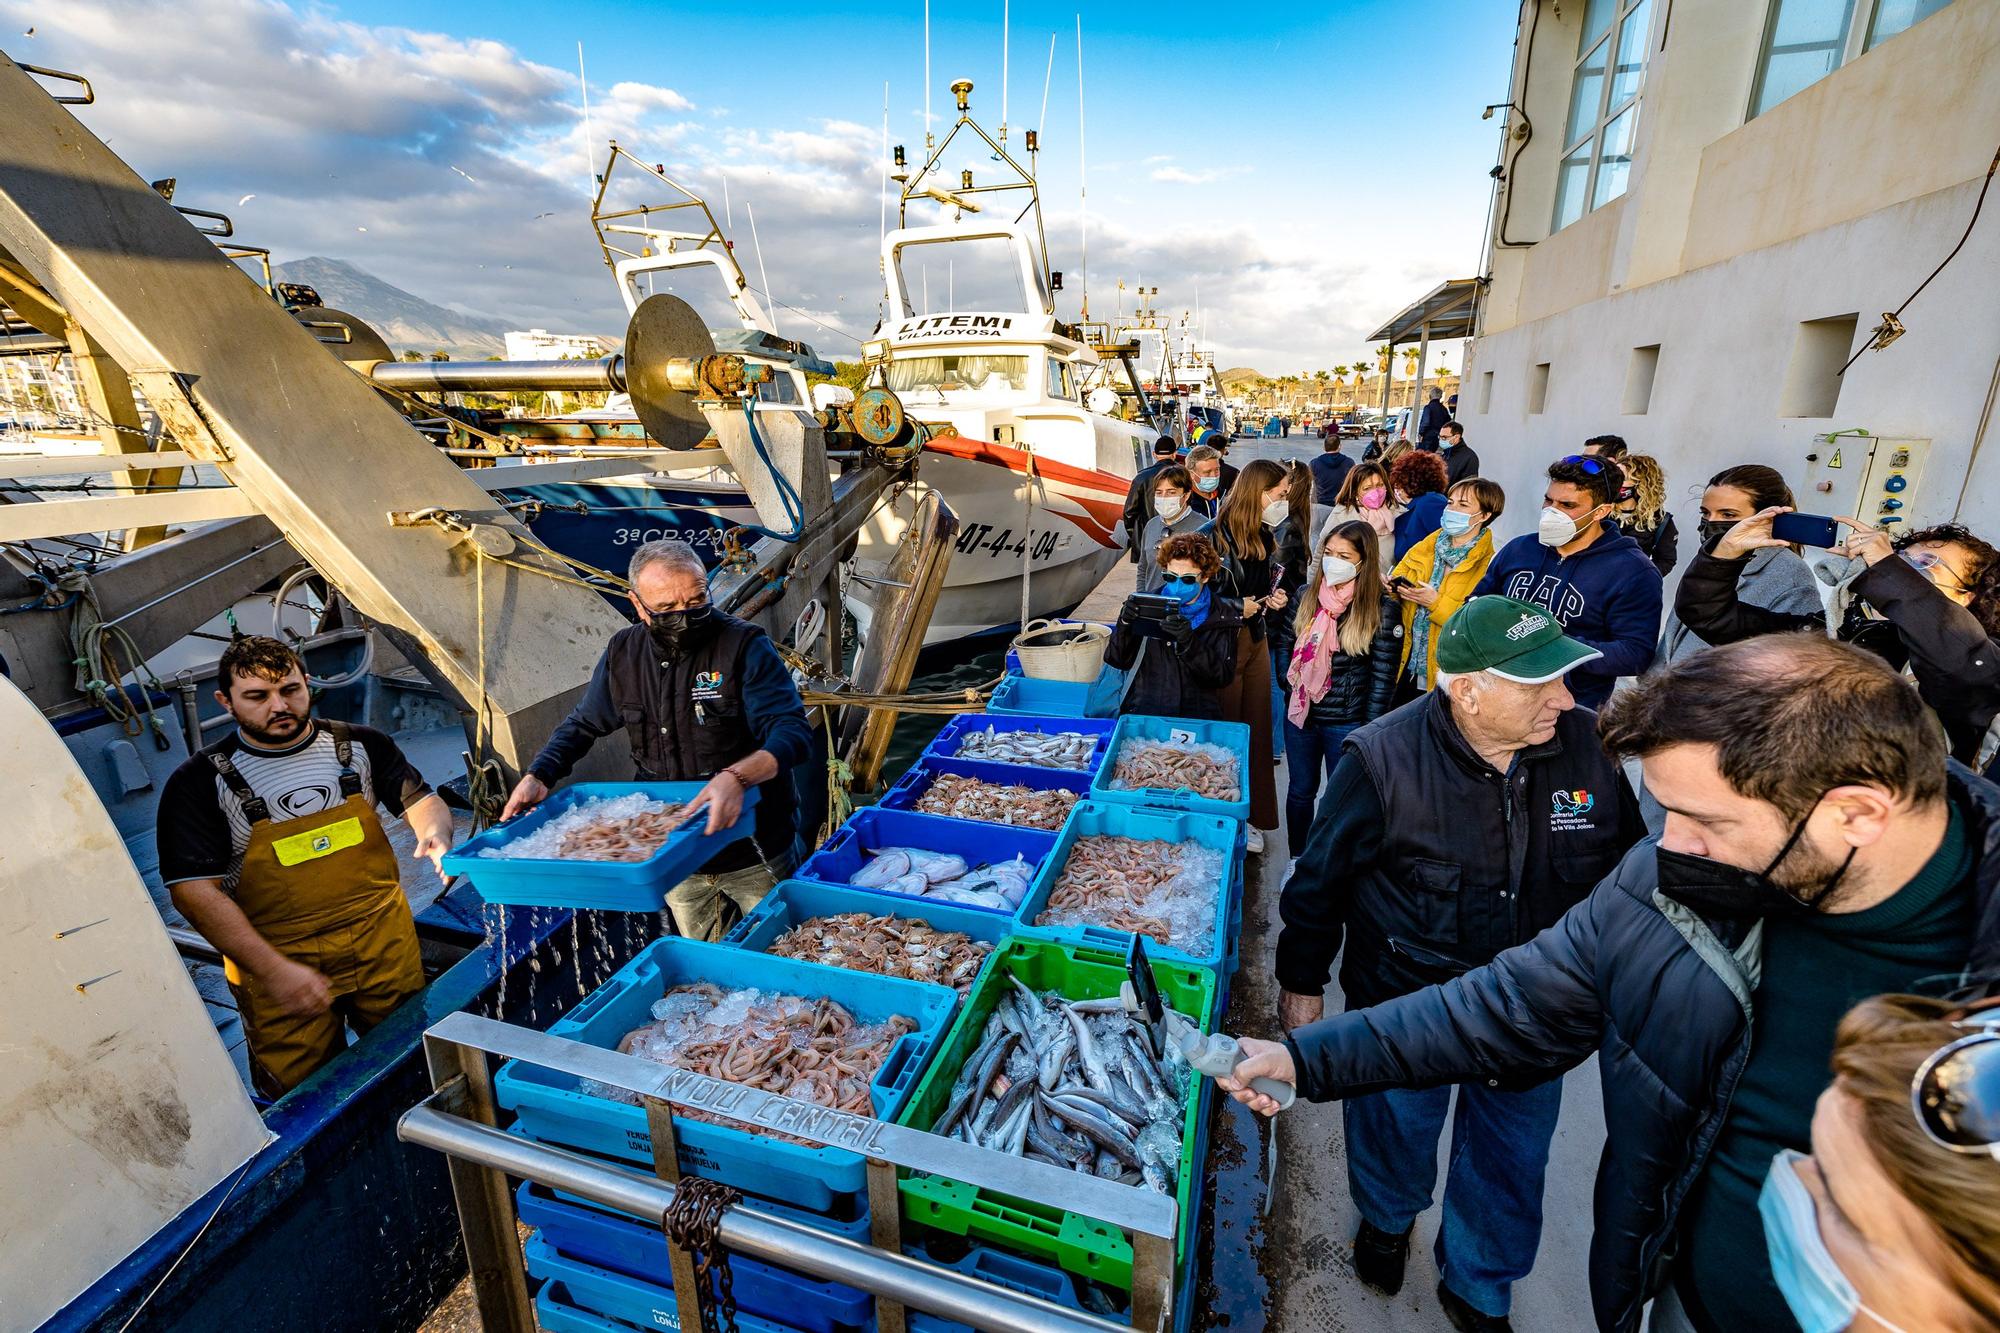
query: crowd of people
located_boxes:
[1115,414,2000,1332]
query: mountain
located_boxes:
[269,256,509,358]
[1217,366,1266,392]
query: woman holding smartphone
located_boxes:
[1677,508,2000,767]
[1203,457,1293,849]
[1104,533,1242,720]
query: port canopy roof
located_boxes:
[1368,278,1480,344]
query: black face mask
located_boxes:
[1655,795,1858,916]
[647,603,713,659]
[1697,518,1734,548]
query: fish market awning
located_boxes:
[1367,278,1479,345]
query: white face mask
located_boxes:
[1538,505,1587,547]
[1156,494,1186,522]
[1262,499,1290,527]
[1321,555,1359,586]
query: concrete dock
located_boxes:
[1084,433,1605,1332]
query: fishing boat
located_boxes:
[846,79,1153,643]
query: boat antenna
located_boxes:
[924,0,934,149]
[879,80,890,322]
[1076,14,1088,321]
[747,199,779,336]
[577,41,596,191]
[722,171,733,227]
[1038,32,1056,139]
[1001,0,1009,140]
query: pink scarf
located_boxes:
[1354,500,1397,538]
[1287,577,1358,725]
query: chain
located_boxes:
[661,1177,742,1333]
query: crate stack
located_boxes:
[447,667,1252,1333]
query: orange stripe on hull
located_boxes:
[922,431,1130,548]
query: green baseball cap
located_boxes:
[1434,595,1603,685]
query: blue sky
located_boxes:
[8,0,1517,372]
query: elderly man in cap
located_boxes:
[1275,595,1645,1330]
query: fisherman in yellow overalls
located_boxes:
[158,636,454,1098]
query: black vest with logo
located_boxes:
[1339,691,1630,1008]
[602,613,796,869]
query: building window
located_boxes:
[1478,370,1495,415]
[1553,0,1653,232]
[1529,362,1552,415]
[1751,0,1959,118]
[1622,345,1660,415]
[1778,314,1860,418]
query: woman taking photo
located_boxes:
[1136,465,1204,593]
[1679,511,2000,767]
[1657,464,1821,665]
[1104,533,1241,719]
[1281,518,1403,858]
[1617,453,1680,578]
[1388,477,1504,707]
[1756,991,2000,1333]
[1327,460,1399,568]
[1203,456,1292,850]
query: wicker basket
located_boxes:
[1010,618,1110,682]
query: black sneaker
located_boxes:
[1351,1220,1411,1296]
[1438,1281,1513,1332]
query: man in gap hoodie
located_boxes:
[1471,455,1663,709]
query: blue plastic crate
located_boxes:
[492,938,957,1211]
[1015,801,1244,971]
[988,665,1124,718]
[1091,715,1253,823]
[529,1241,804,1333]
[906,1244,1086,1333]
[921,714,1117,780]
[793,807,1057,917]
[722,880,1012,991]
[519,1184,871,1333]
[508,1126,877,1237]
[440,782,759,912]
[877,757,1092,832]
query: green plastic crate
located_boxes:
[893,937,1217,1292]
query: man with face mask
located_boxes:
[1277,596,1643,1330]
[1225,634,2000,1333]
[1472,454,1663,709]
[503,539,813,941]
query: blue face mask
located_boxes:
[1438,509,1475,537]
[1195,475,1221,494]
[1158,575,1203,604]
[1759,1149,1911,1333]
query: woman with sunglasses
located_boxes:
[1104,532,1242,721]
[1679,514,2000,769]
[1761,990,2000,1333]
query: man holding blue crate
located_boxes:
[502,539,814,941]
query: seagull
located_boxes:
[450,165,477,183]
[532,211,555,220]
[357,226,368,233]
[237,193,256,206]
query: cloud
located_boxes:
[3,0,1476,374]
[1149,165,1221,185]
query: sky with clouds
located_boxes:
[4,0,1515,375]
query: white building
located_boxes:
[1455,0,1998,539]
[503,328,609,362]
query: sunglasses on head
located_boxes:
[1559,454,1607,475]
[1160,573,1202,587]
[1912,993,2000,1156]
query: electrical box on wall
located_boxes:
[1802,436,1932,530]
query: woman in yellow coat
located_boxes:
[1387,477,1505,707]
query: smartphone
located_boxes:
[1389,575,1415,590]
[1770,512,1843,548]
[1127,593,1184,621]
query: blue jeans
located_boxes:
[1344,1074,1565,1316]
[1269,643,1287,748]
[1281,718,1355,856]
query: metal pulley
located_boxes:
[851,386,906,446]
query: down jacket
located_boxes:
[1285,589,1404,729]
[1284,766,2000,1333]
